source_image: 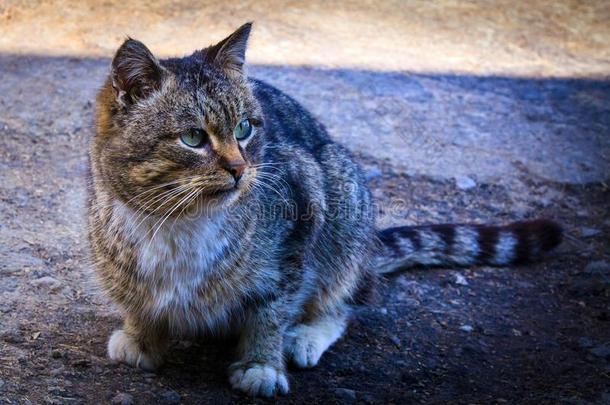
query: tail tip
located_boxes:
[517,219,563,252]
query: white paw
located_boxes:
[284,320,346,368]
[107,329,159,371]
[229,362,289,397]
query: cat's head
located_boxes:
[93,23,263,216]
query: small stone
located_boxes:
[584,261,610,276]
[335,388,357,402]
[580,227,601,238]
[361,393,379,404]
[578,337,593,349]
[49,367,65,376]
[47,385,59,393]
[71,359,90,369]
[1,331,24,344]
[590,344,610,359]
[50,349,63,359]
[111,393,134,405]
[453,273,469,286]
[379,307,388,315]
[30,276,62,291]
[455,175,476,190]
[569,278,608,297]
[160,390,181,404]
[364,167,382,181]
[389,335,401,347]
[0,378,5,390]
[459,325,474,333]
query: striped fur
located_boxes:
[88,23,563,398]
[375,219,563,273]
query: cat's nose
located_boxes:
[223,160,246,183]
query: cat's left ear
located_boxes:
[111,38,165,107]
[207,22,252,75]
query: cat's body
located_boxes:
[88,23,562,397]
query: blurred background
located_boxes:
[0,1,609,404]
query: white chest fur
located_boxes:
[112,202,230,330]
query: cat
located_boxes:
[87,22,562,397]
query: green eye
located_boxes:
[180,128,207,148]
[234,119,252,141]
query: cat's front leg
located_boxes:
[228,303,289,397]
[107,315,168,371]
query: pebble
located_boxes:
[459,325,474,333]
[0,378,5,390]
[49,367,65,377]
[584,261,610,276]
[455,175,476,190]
[361,393,379,404]
[379,307,388,315]
[365,167,382,181]
[577,337,593,349]
[580,227,601,238]
[71,359,91,369]
[590,344,610,359]
[389,334,401,347]
[573,260,610,298]
[335,388,357,402]
[1,331,24,344]
[30,276,62,291]
[453,273,469,286]
[160,390,181,404]
[111,393,134,405]
[50,349,63,359]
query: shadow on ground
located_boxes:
[0,54,609,404]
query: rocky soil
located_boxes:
[1,1,609,404]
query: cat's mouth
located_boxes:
[204,184,241,200]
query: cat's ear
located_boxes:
[111,38,164,107]
[207,22,252,75]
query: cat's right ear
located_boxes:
[111,39,164,107]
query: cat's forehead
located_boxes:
[162,53,232,91]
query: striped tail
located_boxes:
[374,219,562,274]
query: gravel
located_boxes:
[30,276,62,291]
[590,345,610,359]
[159,390,181,404]
[0,3,609,403]
[111,393,135,405]
[335,388,357,402]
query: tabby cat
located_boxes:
[87,23,562,397]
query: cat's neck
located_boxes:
[110,198,229,245]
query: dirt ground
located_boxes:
[1,1,609,404]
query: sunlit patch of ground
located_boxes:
[1,0,609,76]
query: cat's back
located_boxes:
[249,78,331,151]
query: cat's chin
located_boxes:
[186,187,243,216]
